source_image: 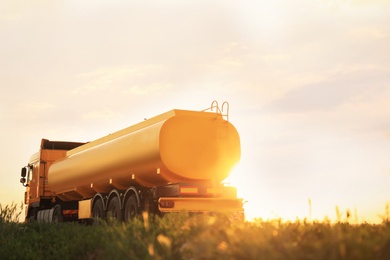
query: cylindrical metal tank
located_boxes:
[48,109,240,199]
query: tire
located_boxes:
[92,199,105,224]
[27,207,38,222]
[52,205,63,223]
[124,195,138,222]
[107,196,123,221]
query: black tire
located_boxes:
[52,205,63,223]
[92,199,105,224]
[27,207,38,222]
[124,195,138,222]
[107,196,123,221]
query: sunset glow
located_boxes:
[1,0,389,223]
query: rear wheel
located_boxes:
[124,195,138,222]
[92,199,105,224]
[107,196,122,221]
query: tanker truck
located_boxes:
[19,101,243,223]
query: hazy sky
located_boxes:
[1,0,389,222]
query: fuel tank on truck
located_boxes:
[48,109,241,200]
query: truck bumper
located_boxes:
[158,197,244,213]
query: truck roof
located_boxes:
[41,139,86,151]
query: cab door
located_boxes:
[25,162,40,204]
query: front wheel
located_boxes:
[27,207,38,222]
[124,195,138,222]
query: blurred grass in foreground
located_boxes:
[1,203,390,260]
[0,202,22,223]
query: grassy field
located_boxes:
[1,203,390,260]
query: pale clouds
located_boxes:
[81,109,120,121]
[72,65,171,95]
[263,69,390,114]
[123,83,173,95]
[349,25,388,39]
[16,101,55,113]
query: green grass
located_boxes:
[1,204,390,259]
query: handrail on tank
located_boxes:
[221,101,229,122]
[210,100,219,113]
[202,100,229,121]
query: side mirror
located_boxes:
[20,177,26,184]
[21,167,27,177]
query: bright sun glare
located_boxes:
[227,163,352,223]
[228,162,385,224]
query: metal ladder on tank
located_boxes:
[202,100,231,139]
[203,100,231,153]
[203,101,232,187]
[203,100,230,122]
